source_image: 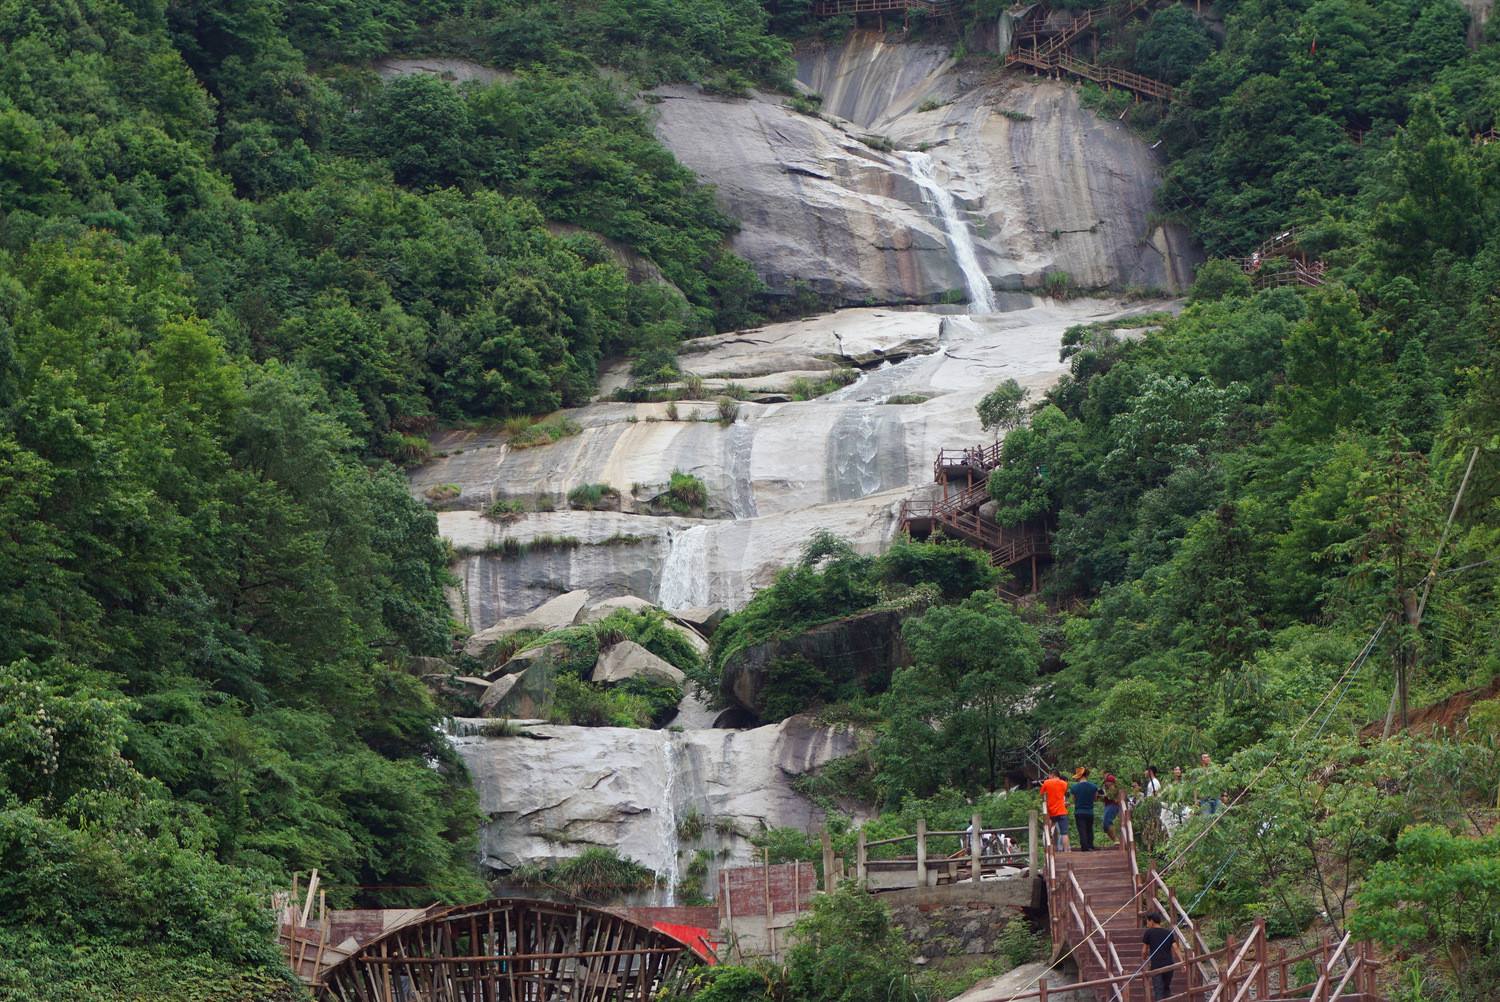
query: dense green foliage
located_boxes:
[1,0,777,460]
[0,0,795,993]
[0,236,483,994]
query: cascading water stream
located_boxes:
[658,524,710,611]
[653,731,682,904]
[902,151,998,315]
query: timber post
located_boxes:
[821,828,835,893]
[856,829,867,883]
[1028,811,1040,875]
[915,818,928,887]
[970,812,983,883]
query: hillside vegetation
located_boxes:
[0,0,792,997]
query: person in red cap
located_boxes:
[1100,773,1122,843]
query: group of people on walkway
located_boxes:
[1038,755,1226,853]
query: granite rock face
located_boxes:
[650,33,1199,306]
[463,590,590,660]
[720,606,912,720]
[416,300,1176,627]
[448,716,860,879]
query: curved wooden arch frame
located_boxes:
[318,898,694,1002]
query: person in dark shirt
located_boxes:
[1141,913,1177,1000]
[1070,768,1099,852]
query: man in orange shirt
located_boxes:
[1040,766,1071,851]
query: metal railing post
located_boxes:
[1028,811,1040,875]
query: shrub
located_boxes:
[999,108,1034,122]
[424,483,462,502]
[917,96,948,113]
[665,471,708,513]
[785,883,921,1002]
[514,848,657,901]
[717,396,741,425]
[884,393,933,405]
[567,483,619,510]
[786,92,824,116]
[788,369,858,401]
[510,415,583,449]
[483,498,526,521]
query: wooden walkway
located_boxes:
[813,0,953,15]
[1238,227,1327,289]
[899,443,1051,588]
[983,805,1385,1002]
[1004,0,1178,102]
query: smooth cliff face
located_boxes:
[651,32,1199,306]
[412,299,1170,626]
[449,717,861,880]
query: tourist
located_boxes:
[1141,913,1177,1000]
[1071,767,1098,851]
[1144,765,1162,799]
[1197,753,1221,816]
[1100,773,1122,843]
[1041,767,1071,851]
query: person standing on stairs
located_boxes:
[1100,773,1122,843]
[1141,912,1178,1001]
[1071,767,1098,851]
[1041,767,1071,851]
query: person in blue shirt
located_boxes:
[1070,767,1099,851]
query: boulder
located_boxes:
[592,641,686,687]
[661,618,710,659]
[463,590,590,660]
[671,606,727,637]
[977,500,999,523]
[672,688,721,730]
[720,606,912,719]
[407,655,452,676]
[487,640,571,681]
[579,595,658,624]
[479,661,553,718]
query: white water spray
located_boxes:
[902,151,998,314]
[658,525,710,610]
[653,732,682,904]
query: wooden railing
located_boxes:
[1006,48,1177,102]
[812,0,953,14]
[855,813,1039,890]
[934,441,1003,480]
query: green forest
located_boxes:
[2,0,1497,999]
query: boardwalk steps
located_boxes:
[1013,805,1384,1002]
[898,443,1051,588]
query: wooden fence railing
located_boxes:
[855,813,1039,890]
[812,0,953,15]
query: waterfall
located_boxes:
[902,151,998,314]
[658,525,710,610]
[653,732,682,904]
[725,420,759,519]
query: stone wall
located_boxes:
[881,881,1039,962]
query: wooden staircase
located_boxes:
[898,445,1052,586]
[1004,0,1179,103]
[1012,806,1386,1002]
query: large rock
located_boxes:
[463,590,590,659]
[488,640,571,681]
[592,641,686,687]
[671,606,727,637]
[479,661,554,718]
[720,606,913,719]
[417,300,1177,626]
[652,36,1199,306]
[580,595,659,624]
[447,715,860,879]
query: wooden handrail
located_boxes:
[1310,931,1353,1002]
